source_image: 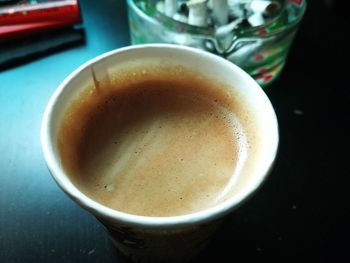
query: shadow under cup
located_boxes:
[41,44,279,262]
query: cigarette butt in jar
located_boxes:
[164,0,177,17]
[187,0,208,27]
[250,0,271,12]
[212,0,229,25]
[247,12,265,27]
[156,1,165,13]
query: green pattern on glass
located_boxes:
[127,0,306,87]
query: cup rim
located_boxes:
[41,44,279,229]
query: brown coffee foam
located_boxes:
[58,64,261,217]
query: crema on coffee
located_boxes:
[57,64,256,217]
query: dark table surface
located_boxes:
[1,0,349,262]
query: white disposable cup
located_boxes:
[41,44,278,262]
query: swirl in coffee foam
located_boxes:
[58,65,254,217]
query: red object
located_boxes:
[258,29,267,37]
[0,0,81,40]
[254,53,264,61]
[258,67,268,74]
[289,0,303,5]
[0,1,81,25]
[0,20,80,39]
[257,74,273,83]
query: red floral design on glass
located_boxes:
[258,67,268,74]
[257,74,273,83]
[254,54,264,61]
[289,0,303,5]
[258,29,267,37]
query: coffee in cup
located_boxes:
[58,63,260,217]
[41,44,278,262]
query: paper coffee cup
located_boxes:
[41,44,279,262]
